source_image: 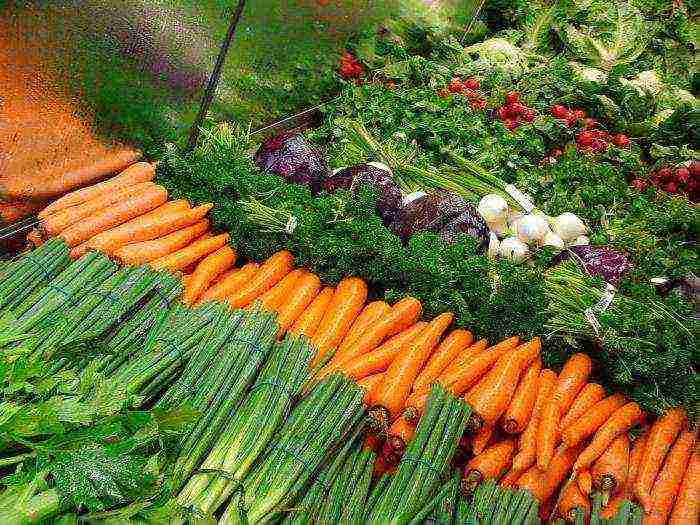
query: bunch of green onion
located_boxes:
[457,479,540,525]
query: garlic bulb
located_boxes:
[553,213,587,242]
[478,194,509,224]
[499,236,530,262]
[542,231,565,251]
[570,235,590,246]
[516,214,549,245]
[487,233,500,260]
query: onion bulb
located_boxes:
[487,233,500,260]
[553,212,587,242]
[499,236,530,262]
[570,235,590,246]
[478,194,509,224]
[516,214,549,245]
[542,231,565,251]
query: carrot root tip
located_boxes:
[403,406,419,423]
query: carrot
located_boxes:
[131,198,191,219]
[669,451,699,525]
[182,274,193,287]
[537,398,561,471]
[471,423,495,455]
[465,438,516,490]
[275,272,321,337]
[336,301,391,356]
[289,287,335,339]
[576,469,593,496]
[13,150,145,205]
[181,246,237,305]
[26,228,44,249]
[256,269,304,312]
[645,430,696,524]
[469,338,541,428]
[86,202,211,255]
[370,312,453,422]
[199,262,257,302]
[59,184,168,247]
[557,480,590,523]
[553,353,593,415]
[561,394,627,448]
[559,383,606,432]
[113,220,210,266]
[572,402,643,474]
[327,296,422,368]
[499,467,522,488]
[541,444,584,502]
[0,200,45,224]
[150,233,230,272]
[502,358,542,434]
[309,277,368,367]
[226,250,295,309]
[40,181,157,236]
[592,433,629,505]
[341,323,428,382]
[634,406,686,513]
[439,337,515,394]
[601,431,648,519]
[387,417,416,454]
[516,466,545,502]
[511,369,557,474]
[70,242,90,260]
[440,336,519,381]
[411,329,474,394]
[358,373,384,405]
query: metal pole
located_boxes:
[186,0,247,152]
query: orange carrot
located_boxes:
[411,329,474,394]
[440,336,518,381]
[358,373,384,405]
[576,469,593,496]
[341,322,428,382]
[634,406,686,513]
[181,246,237,305]
[257,269,304,312]
[86,202,212,255]
[537,398,561,471]
[387,417,416,453]
[601,431,647,519]
[199,262,257,302]
[469,338,541,427]
[150,233,230,272]
[541,445,583,502]
[516,466,545,502]
[309,277,368,367]
[275,272,321,337]
[573,402,643,474]
[553,353,593,415]
[592,433,629,505]
[70,242,90,260]
[500,467,522,488]
[327,296,422,368]
[113,220,210,266]
[465,438,516,490]
[559,383,606,432]
[59,184,168,247]
[336,301,391,355]
[669,451,699,525]
[439,337,515,394]
[37,156,149,216]
[0,200,45,224]
[371,312,453,421]
[289,286,335,339]
[557,480,590,523]
[502,358,542,434]
[646,430,696,524]
[26,228,44,249]
[511,369,558,474]
[471,423,495,455]
[226,251,295,310]
[561,394,627,448]
[41,181,157,236]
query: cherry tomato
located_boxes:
[522,109,536,122]
[551,105,568,119]
[551,148,563,157]
[496,107,509,120]
[665,181,679,193]
[464,78,480,90]
[505,91,520,104]
[576,131,595,147]
[631,179,647,191]
[612,134,630,147]
[448,77,463,93]
[658,167,672,180]
[675,167,690,184]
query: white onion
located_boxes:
[570,235,590,246]
[553,212,587,242]
[487,233,500,260]
[488,218,509,237]
[499,236,530,262]
[516,214,549,245]
[478,194,509,224]
[542,231,565,251]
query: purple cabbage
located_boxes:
[254,133,331,193]
[556,245,632,286]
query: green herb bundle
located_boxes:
[368,384,470,525]
[409,470,461,525]
[456,479,541,525]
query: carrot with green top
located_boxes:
[309,277,368,367]
[592,433,629,505]
[465,438,516,490]
[540,444,584,503]
[370,312,453,425]
[59,184,168,247]
[113,220,210,266]
[646,430,696,524]
[336,301,391,355]
[561,394,627,448]
[150,233,230,272]
[537,398,560,471]
[289,286,335,339]
[669,451,699,525]
[559,383,606,432]
[199,262,257,302]
[226,250,295,309]
[257,269,304,312]
[502,357,542,434]
[181,246,237,305]
[634,406,686,513]
[411,329,473,394]
[572,402,643,474]
[275,272,321,337]
[516,466,545,501]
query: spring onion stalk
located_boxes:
[367,473,391,513]
[168,307,278,491]
[0,239,69,312]
[219,374,366,525]
[240,196,297,234]
[408,470,460,525]
[340,448,375,525]
[589,491,604,525]
[177,335,314,515]
[368,384,471,525]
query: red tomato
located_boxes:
[496,107,509,120]
[592,139,608,153]
[448,77,463,93]
[464,78,480,90]
[612,134,630,147]
[658,167,672,180]
[505,91,520,104]
[508,102,526,116]
[522,109,536,122]
[551,105,568,118]
[631,179,648,191]
[576,131,595,147]
[551,148,563,157]
[665,181,679,193]
[675,167,690,184]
